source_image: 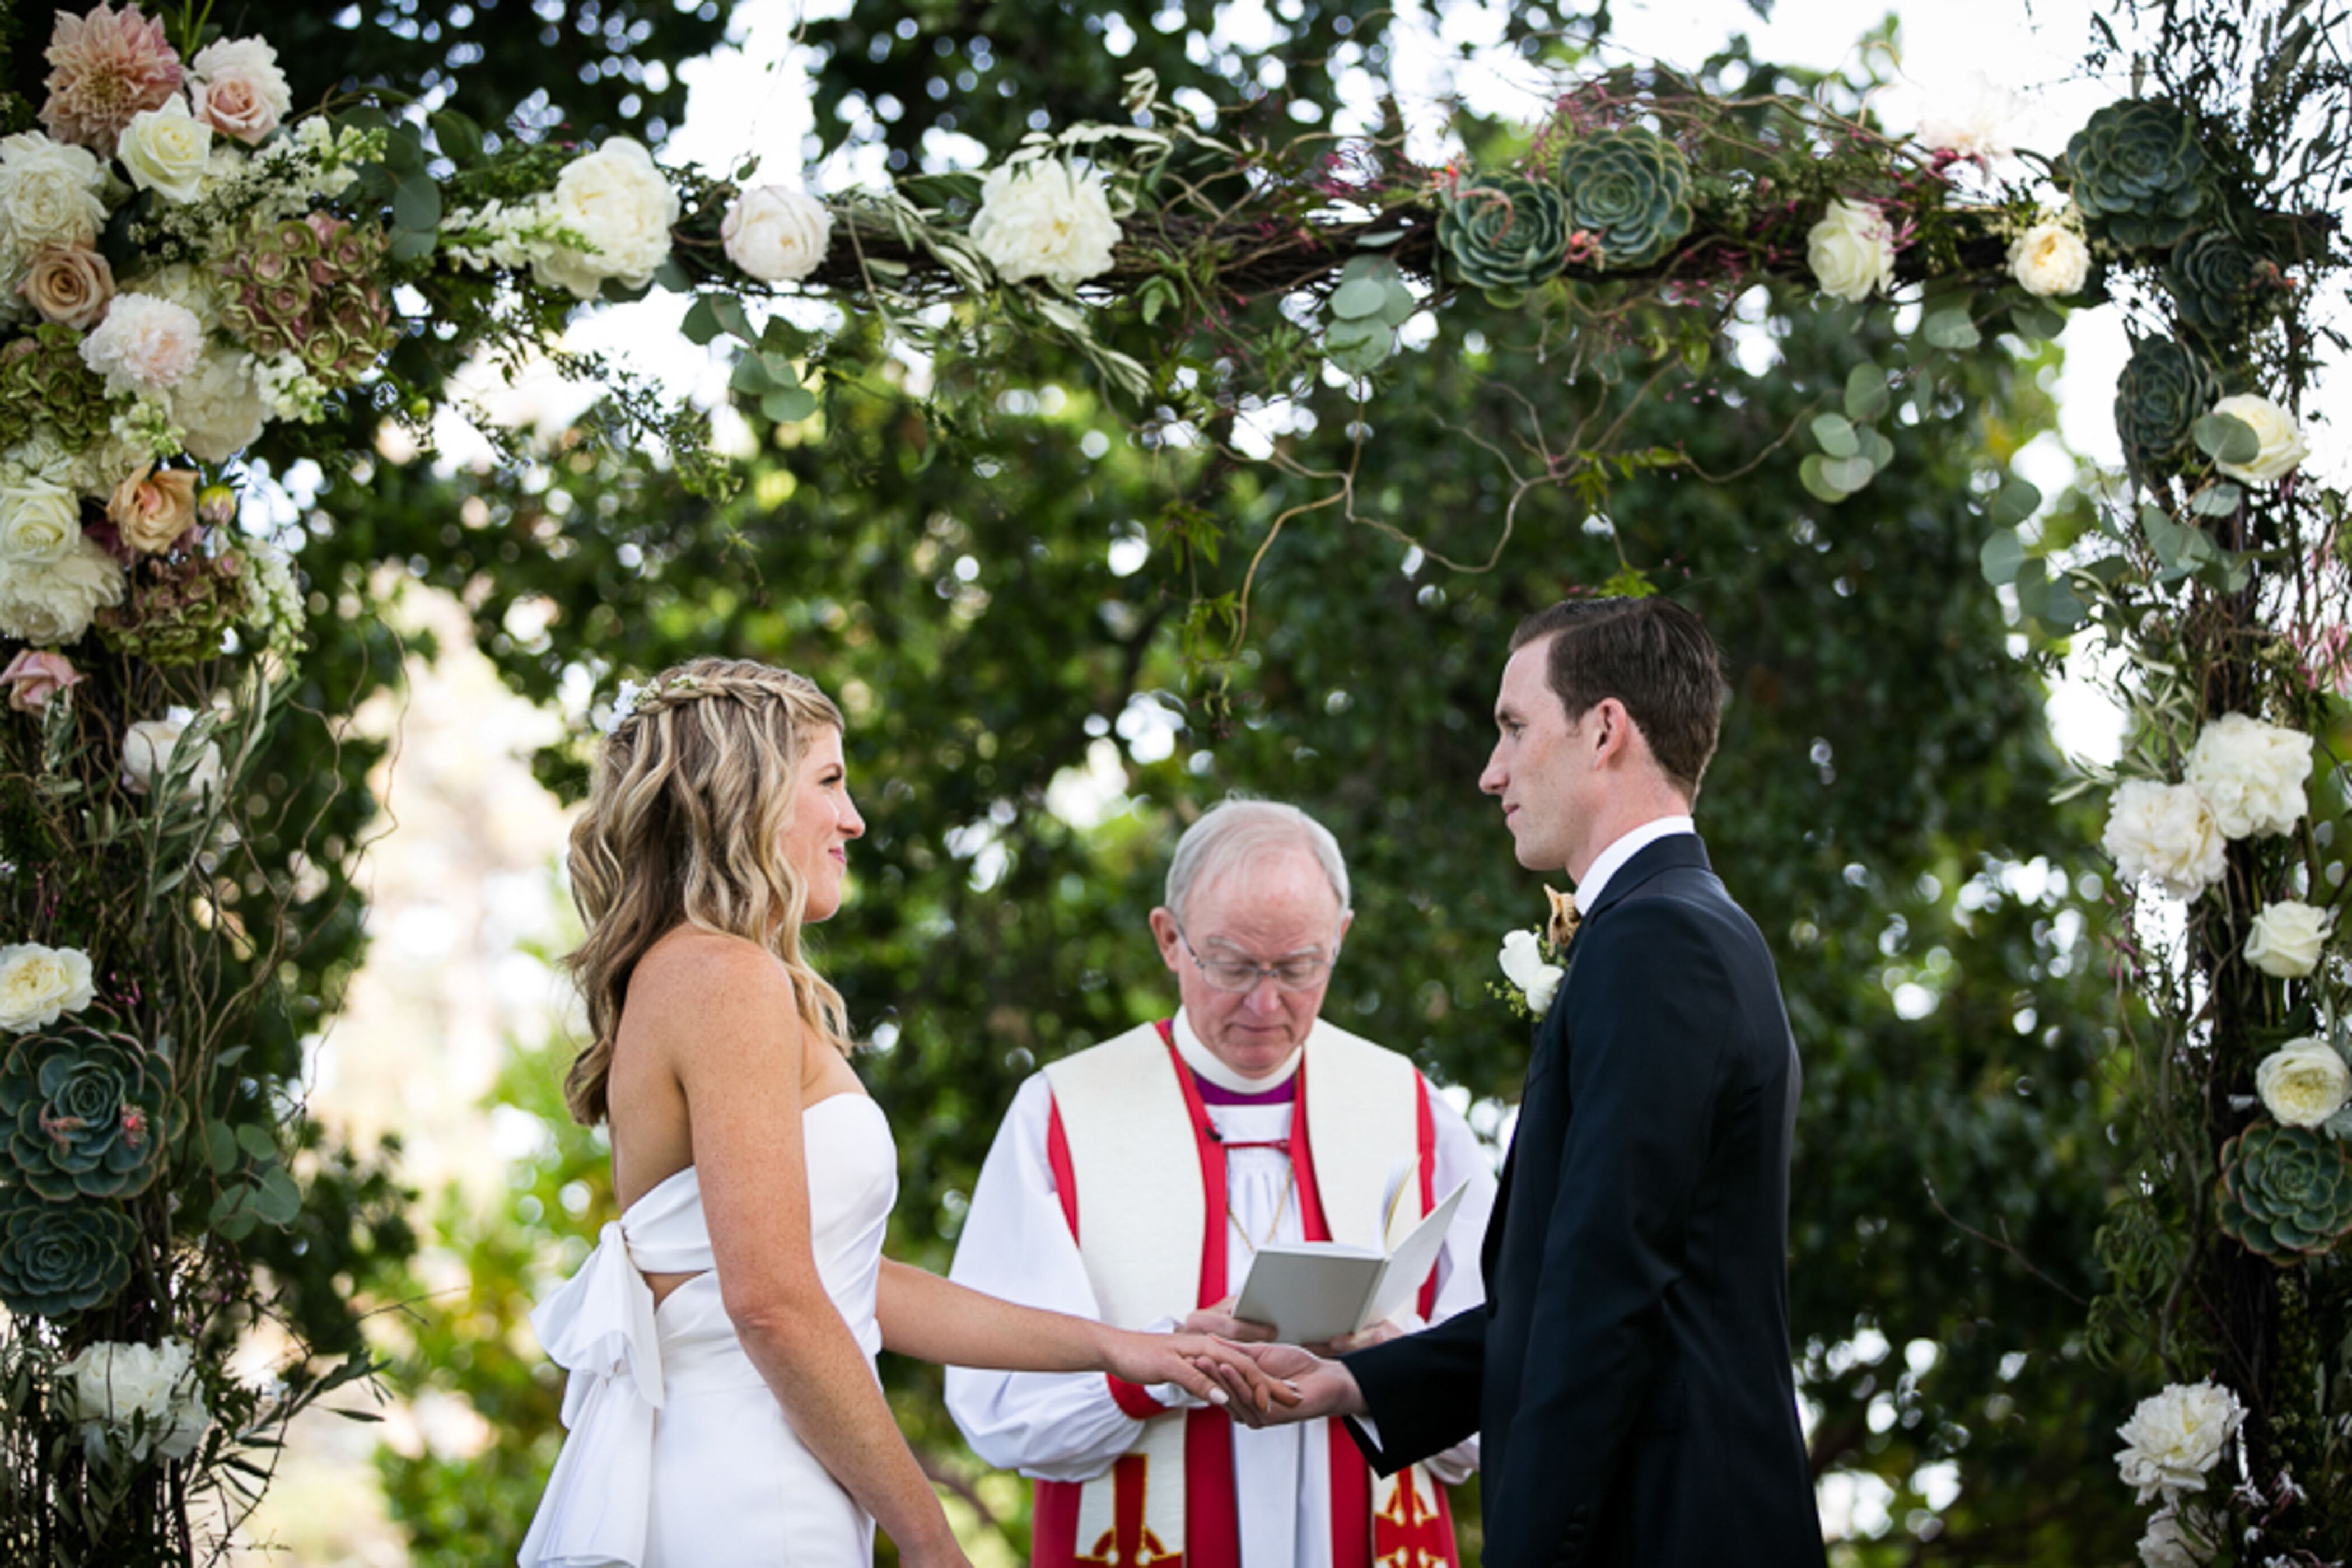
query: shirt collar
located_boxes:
[1574,815,1696,914]
[1172,1008,1305,1094]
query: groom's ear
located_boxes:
[1588,697,1638,767]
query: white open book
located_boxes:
[1231,1175,1470,1344]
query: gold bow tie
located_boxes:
[1546,885,1580,953]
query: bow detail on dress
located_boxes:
[517,1220,665,1568]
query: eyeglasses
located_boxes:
[1174,923,1339,993]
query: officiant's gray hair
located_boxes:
[1165,800,1351,923]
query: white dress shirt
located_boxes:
[1573,815,1696,913]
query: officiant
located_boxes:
[945,800,1496,1568]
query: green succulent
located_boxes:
[96,549,255,666]
[1437,177,1574,295]
[0,325,117,454]
[2166,230,2260,339]
[2113,334,2219,486]
[1552,127,1693,270]
[0,1184,138,1318]
[2217,1122,2352,1263]
[2063,99,2209,251]
[217,214,398,386]
[2,1021,174,1202]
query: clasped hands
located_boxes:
[1159,1295,1378,1427]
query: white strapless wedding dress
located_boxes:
[519,1094,898,1568]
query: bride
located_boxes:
[519,659,1289,1568]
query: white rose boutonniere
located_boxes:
[116,96,215,204]
[722,184,833,283]
[2253,1037,2351,1129]
[59,1338,212,1467]
[2101,780,2225,901]
[2244,900,2330,978]
[2115,1380,2244,1503]
[1806,198,1896,303]
[969,160,1123,288]
[2206,394,2311,485]
[2185,712,2312,840]
[1498,928,1565,1017]
[531,137,680,300]
[0,941,97,1033]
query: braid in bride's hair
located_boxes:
[561,659,855,1125]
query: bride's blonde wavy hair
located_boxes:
[562,658,855,1126]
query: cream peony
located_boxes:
[20,241,114,326]
[2115,1380,2244,1503]
[169,343,269,463]
[1806,198,1896,303]
[2185,712,2312,839]
[969,160,1123,287]
[531,138,679,300]
[59,1338,212,1467]
[1498,928,1565,1015]
[80,290,202,393]
[2008,217,2089,298]
[0,941,97,1033]
[722,184,833,284]
[106,462,197,553]
[116,96,215,204]
[122,707,222,800]
[0,533,125,645]
[2253,1037,2351,1129]
[2244,900,2330,978]
[188,38,291,146]
[0,478,85,565]
[2206,394,2311,485]
[0,132,109,252]
[2102,780,2225,900]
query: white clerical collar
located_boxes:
[1574,815,1696,914]
[1171,1009,1304,1094]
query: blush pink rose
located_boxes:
[1,648,83,712]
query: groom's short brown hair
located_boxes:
[1510,597,1729,801]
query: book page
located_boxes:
[1362,1178,1469,1330]
[1232,1244,1384,1344]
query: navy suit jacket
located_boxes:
[1342,836,1824,1568]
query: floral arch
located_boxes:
[0,0,2348,1560]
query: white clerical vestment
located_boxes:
[946,1011,1495,1568]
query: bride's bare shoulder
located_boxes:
[626,929,801,1040]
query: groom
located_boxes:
[1226,598,1826,1567]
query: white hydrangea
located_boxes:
[530,138,680,299]
[79,291,204,395]
[59,1339,212,1468]
[969,159,1123,287]
[170,344,270,464]
[0,533,125,646]
[2102,780,2226,901]
[2116,1381,2244,1503]
[2185,712,2312,840]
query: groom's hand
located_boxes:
[1214,1343,1362,1429]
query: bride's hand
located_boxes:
[1105,1328,1303,1416]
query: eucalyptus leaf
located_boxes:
[1331,277,1390,319]
[1810,413,1859,459]
[1356,229,1408,248]
[680,296,724,346]
[1980,529,2027,585]
[255,1168,302,1228]
[708,294,754,343]
[762,385,818,423]
[730,354,778,395]
[2190,482,2244,517]
[204,1122,237,1175]
[1376,283,1420,329]
[1987,476,2044,528]
[2037,576,2085,631]
[385,226,437,264]
[1924,309,1981,350]
[1862,431,1896,470]
[1844,365,1891,422]
[430,109,484,166]
[236,1124,276,1162]
[1799,455,1850,503]
[392,175,442,234]
[2191,413,2261,466]
[2010,301,2066,342]
[1823,455,1877,492]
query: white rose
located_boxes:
[969,160,1123,288]
[1498,927,1565,1015]
[0,941,97,1033]
[2244,900,2330,978]
[2102,780,2225,901]
[0,132,109,251]
[2206,394,2311,485]
[722,184,833,284]
[1806,198,1896,303]
[60,1339,212,1467]
[123,707,222,801]
[2115,1380,2244,1502]
[0,533,125,645]
[169,343,269,463]
[531,138,679,300]
[2185,712,2312,840]
[116,97,215,205]
[2008,217,2089,298]
[80,291,203,394]
[2136,1504,2219,1568]
[0,479,83,565]
[2254,1037,2351,1128]
[188,38,291,146]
